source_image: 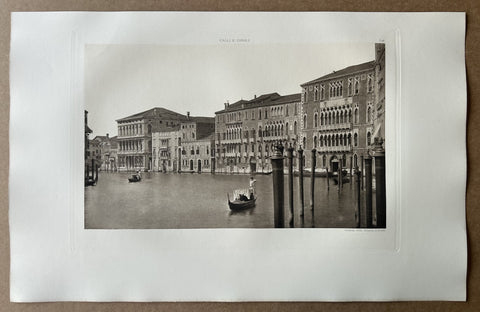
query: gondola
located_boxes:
[228,193,256,210]
[332,177,350,185]
[128,175,141,183]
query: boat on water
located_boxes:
[228,188,256,210]
[128,173,142,183]
[333,177,350,185]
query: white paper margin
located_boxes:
[9,12,466,301]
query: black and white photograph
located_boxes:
[84,42,386,229]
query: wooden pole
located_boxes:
[298,148,304,217]
[338,159,343,191]
[365,156,373,228]
[356,166,361,228]
[287,146,294,228]
[272,144,285,228]
[310,148,316,211]
[373,138,386,228]
[361,155,364,191]
[326,165,330,191]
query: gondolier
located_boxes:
[249,176,256,200]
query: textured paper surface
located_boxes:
[9,12,466,302]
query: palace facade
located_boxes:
[214,93,302,174]
[151,114,215,173]
[300,59,378,173]
[116,108,187,171]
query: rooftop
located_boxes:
[116,107,187,122]
[301,61,375,86]
[216,92,302,114]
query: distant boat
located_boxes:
[333,177,350,185]
[128,174,141,183]
[228,190,256,210]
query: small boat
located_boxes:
[128,174,141,183]
[228,191,256,210]
[333,177,350,185]
[85,178,96,186]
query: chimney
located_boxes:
[187,111,190,119]
[254,94,257,99]
[106,133,109,139]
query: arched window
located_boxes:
[303,115,307,128]
[354,108,359,124]
[320,136,324,147]
[294,121,298,135]
[367,131,372,146]
[285,122,289,135]
[348,133,352,146]
[147,124,152,134]
[367,106,372,123]
[321,113,324,125]
[355,79,359,94]
[354,133,358,146]
[314,113,318,127]
[323,155,326,167]
[336,134,339,146]
[354,154,358,168]
[303,136,306,149]
[335,111,339,124]
[313,136,318,148]
[286,105,289,116]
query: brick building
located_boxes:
[214,93,302,174]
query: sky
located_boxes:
[85,43,375,138]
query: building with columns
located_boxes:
[116,108,187,171]
[300,60,377,173]
[214,93,302,174]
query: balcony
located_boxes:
[316,145,352,153]
[318,123,351,131]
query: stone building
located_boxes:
[116,107,187,171]
[374,43,386,145]
[91,134,118,171]
[214,93,302,174]
[300,60,377,173]
[179,115,215,173]
[152,128,181,172]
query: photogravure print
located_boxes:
[84,43,386,229]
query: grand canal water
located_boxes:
[85,172,361,229]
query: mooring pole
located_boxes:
[355,166,361,228]
[310,148,317,211]
[365,156,373,228]
[271,144,285,228]
[361,155,365,191]
[326,165,330,191]
[298,148,304,217]
[373,138,386,228]
[338,159,343,191]
[287,146,294,228]
[350,156,353,179]
[95,163,99,183]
